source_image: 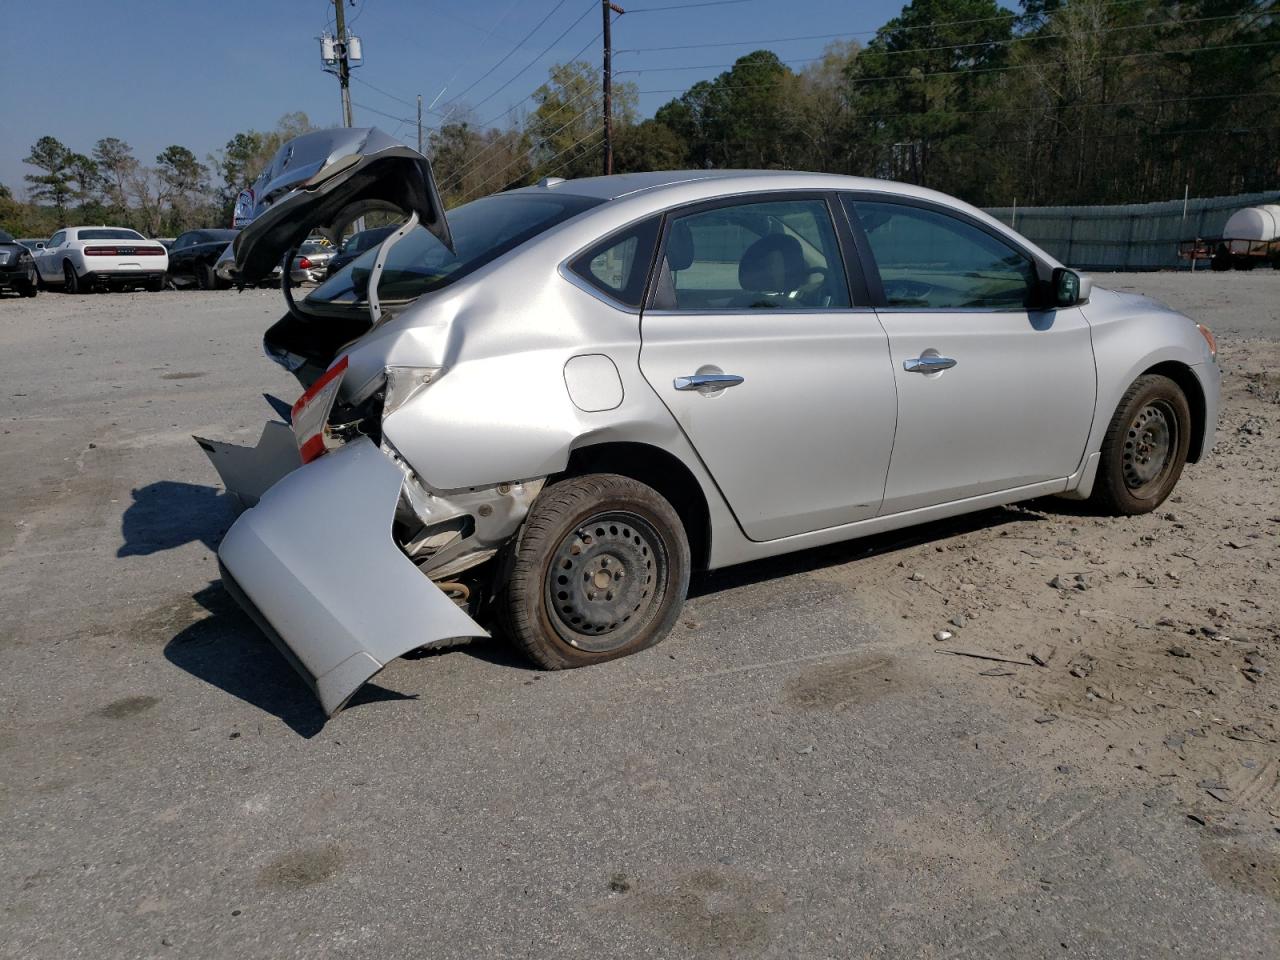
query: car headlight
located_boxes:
[0,252,9,266]
[383,366,441,420]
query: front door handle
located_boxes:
[674,374,745,391]
[903,356,957,373]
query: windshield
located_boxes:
[305,192,602,314]
[300,240,329,254]
[197,229,238,243]
[0,230,13,243]
[79,228,145,241]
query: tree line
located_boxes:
[439,0,1279,209]
[4,0,1277,237]
[0,113,316,238]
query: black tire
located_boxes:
[147,275,165,292]
[194,261,215,290]
[1090,374,1191,515]
[63,261,80,294]
[17,267,37,297]
[497,473,691,669]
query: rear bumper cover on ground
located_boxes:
[216,437,489,716]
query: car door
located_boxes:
[842,195,1096,515]
[37,231,66,280]
[638,193,897,542]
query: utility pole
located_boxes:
[602,2,625,176]
[321,0,363,127]
[334,0,354,126]
[417,94,424,154]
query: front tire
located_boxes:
[1090,374,1191,515]
[17,267,37,297]
[194,261,215,290]
[498,474,691,669]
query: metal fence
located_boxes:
[984,191,1280,270]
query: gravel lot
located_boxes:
[1,274,1277,959]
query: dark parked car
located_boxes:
[324,224,397,278]
[167,228,240,289]
[0,229,38,297]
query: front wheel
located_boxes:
[497,473,691,669]
[1090,374,1191,515]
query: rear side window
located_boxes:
[568,217,660,308]
[846,198,1038,309]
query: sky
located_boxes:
[0,0,906,196]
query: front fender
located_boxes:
[1082,294,1219,467]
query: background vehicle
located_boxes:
[0,229,38,297]
[290,238,335,284]
[166,228,239,289]
[325,225,396,278]
[200,129,1220,717]
[33,226,168,292]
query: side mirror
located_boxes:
[1051,267,1091,307]
[34,242,45,250]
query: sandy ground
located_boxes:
[0,273,1276,958]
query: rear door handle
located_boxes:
[674,374,745,391]
[903,356,957,373]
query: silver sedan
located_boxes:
[200,128,1219,717]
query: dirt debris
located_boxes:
[815,340,1280,826]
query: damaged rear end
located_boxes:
[198,127,516,716]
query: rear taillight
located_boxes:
[298,256,313,270]
[82,245,165,257]
[83,246,117,256]
[291,355,349,463]
[136,246,166,256]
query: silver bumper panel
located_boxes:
[195,421,302,510]
[217,438,489,716]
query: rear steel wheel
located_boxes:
[499,473,690,669]
[1091,374,1191,515]
[544,511,668,653]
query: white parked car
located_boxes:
[33,227,168,293]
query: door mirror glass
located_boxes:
[1052,267,1087,306]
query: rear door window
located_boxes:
[653,198,851,311]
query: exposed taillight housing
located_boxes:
[291,355,349,463]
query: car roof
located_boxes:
[511,169,954,205]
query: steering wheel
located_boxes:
[881,277,934,306]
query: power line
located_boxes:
[456,1,601,120]
[426,0,524,111]
[460,125,605,202]
[440,93,601,191]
